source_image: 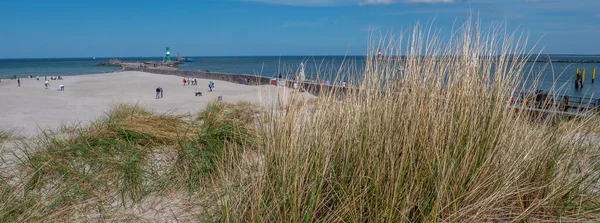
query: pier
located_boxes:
[513,91,600,112]
[97,59,181,71]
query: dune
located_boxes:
[0,71,308,136]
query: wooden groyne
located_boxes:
[514,91,600,113]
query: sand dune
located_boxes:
[0,71,307,136]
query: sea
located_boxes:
[2,55,600,98]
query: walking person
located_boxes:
[17,78,20,87]
[208,81,214,92]
[183,78,187,86]
[156,87,161,99]
[44,80,50,89]
[159,87,163,98]
[36,75,40,81]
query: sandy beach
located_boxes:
[0,71,305,136]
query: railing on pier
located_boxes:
[514,91,600,112]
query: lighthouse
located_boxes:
[377,48,382,59]
[165,47,171,62]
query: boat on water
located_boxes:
[175,54,194,63]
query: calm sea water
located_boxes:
[2,55,600,98]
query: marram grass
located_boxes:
[217,21,600,222]
[0,102,255,222]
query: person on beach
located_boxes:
[44,80,50,89]
[342,81,347,88]
[36,76,40,81]
[57,84,64,91]
[159,87,163,98]
[156,87,161,99]
[44,76,47,81]
[17,78,20,87]
[183,78,187,86]
[208,81,214,92]
[194,78,197,86]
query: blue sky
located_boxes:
[0,0,598,58]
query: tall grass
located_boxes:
[0,130,9,144]
[219,21,600,221]
[1,102,255,221]
[176,101,257,192]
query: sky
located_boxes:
[0,0,598,58]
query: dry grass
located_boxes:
[0,102,257,222]
[216,20,600,222]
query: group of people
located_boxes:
[157,79,216,98]
[14,77,65,91]
[183,77,198,86]
[184,77,215,91]
[155,87,164,99]
[27,75,62,81]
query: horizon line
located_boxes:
[2,54,600,60]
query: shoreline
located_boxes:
[0,71,312,137]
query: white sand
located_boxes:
[0,71,307,136]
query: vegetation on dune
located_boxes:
[0,131,10,144]
[0,102,255,222]
[217,22,600,222]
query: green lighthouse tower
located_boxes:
[165,47,171,62]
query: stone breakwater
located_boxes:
[122,67,353,97]
[98,60,180,71]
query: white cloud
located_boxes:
[403,0,457,3]
[242,0,463,6]
[241,0,353,6]
[359,0,396,6]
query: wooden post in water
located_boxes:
[582,69,586,83]
[593,68,596,84]
[575,68,580,89]
[563,95,570,112]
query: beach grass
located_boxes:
[214,21,600,222]
[0,131,9,144]
[0,102,256,221]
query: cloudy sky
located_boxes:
[0,0,597,58]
